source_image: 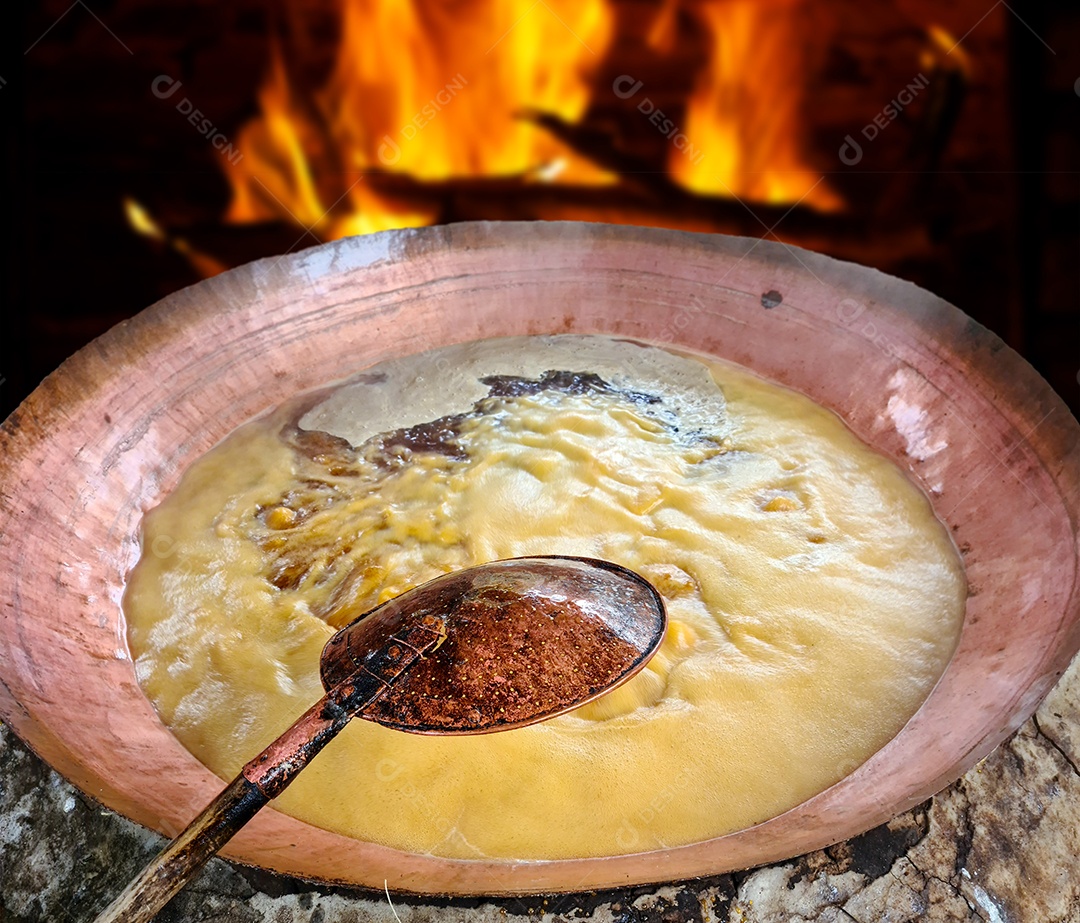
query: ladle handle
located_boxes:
[92,692,354,923]
[90,773,269,923]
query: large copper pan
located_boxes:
[1,222,1077,894]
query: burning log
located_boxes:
[123,4,969,278]
[130,175,935,279]
[361,170,873,242]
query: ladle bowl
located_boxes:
[93,555,667,923]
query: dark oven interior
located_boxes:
[3,0,1077,418]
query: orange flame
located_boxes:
[672,0,841,210]
[225,0,615,238]
[223,0,839,240]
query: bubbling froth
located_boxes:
[125,335,966,860]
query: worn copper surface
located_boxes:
[1,223,1077,894]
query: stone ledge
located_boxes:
[4,653,1080,922]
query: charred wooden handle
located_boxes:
[90,773,269,923]
[92,621,438,922]
[91,692,356,923]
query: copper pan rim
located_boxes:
[1,220,1077,894]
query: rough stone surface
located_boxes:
[4,655,1080,922]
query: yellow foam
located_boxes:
[126,339,965,860]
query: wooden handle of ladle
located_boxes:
[92,693,352,923]
[90,772,269,923]
[93,609,444,921]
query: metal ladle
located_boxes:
[94,556,667,923]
